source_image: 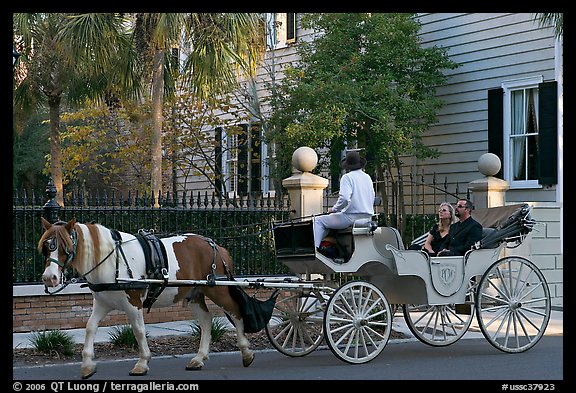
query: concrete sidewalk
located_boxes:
[13,309,563,350]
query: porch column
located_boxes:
[282,146,329,220]
[468,153,509,209]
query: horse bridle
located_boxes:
[45,230,77,269]
[43,228,138,295]
[42,228,78,294]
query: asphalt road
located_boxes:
[12,336,564,385]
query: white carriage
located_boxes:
[267,203,551,364]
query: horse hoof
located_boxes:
[185,364,203,371]
[128,369,148,377]
[129,370,148,376]
[81,367,96,379]
[242,353,255,367]
[129,366,149,376]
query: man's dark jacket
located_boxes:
[439,216,483,256]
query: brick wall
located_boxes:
[13,293,225,333]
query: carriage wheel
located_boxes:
[403,279,475,347]
[265,289,326,357]
[324,280,392,364]
[475,256,551,353]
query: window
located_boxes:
[216,123,268,197]
[488,78,558,187]
[266,13,297,50]
[509,85,539,185]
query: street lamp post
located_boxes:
[13,46,19,67]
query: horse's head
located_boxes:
[39,217,77,287]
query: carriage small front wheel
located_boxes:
[323,280,392,364]
[265,288,326,357]
[475,256,551,353]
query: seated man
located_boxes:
[437,199,483,256]
[313,150,374,254]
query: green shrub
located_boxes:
[29,330,75,357]
[108,325,147,349]
[190,318,230,342]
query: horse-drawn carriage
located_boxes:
[38,202,550,378]
[267,203,551,363]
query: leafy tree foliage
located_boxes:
[13,113,50,191]
[164,90,252,198]
[58,104,153,195]
[534,13,563,38]
[265,13,459,232]
[13,13,141,205]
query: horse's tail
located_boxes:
[217,244,235,280]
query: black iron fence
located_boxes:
[14,171,466,284]
[13,183,293,284]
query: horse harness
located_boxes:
[45,226,230,313]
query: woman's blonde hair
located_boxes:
[438,202,458,226]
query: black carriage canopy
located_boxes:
[471,203,536,249]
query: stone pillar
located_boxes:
[468,153,509,209]
[282,146,329,219]
[468,153,531,258]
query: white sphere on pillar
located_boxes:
[478,153,501,177]
[292,146,318,172]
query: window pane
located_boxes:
[510,87,538,182]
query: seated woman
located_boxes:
[409,202,457,256]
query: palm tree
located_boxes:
[534,13,563,39]
[15,13,264,205]
[133,13,265,205]
[13,13,140,205]
[66,13,265,205]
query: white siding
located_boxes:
[415,13,558,203]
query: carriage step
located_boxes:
[455,303,473,315]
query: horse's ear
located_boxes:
[40,217,52,231]
[66,218,77,231]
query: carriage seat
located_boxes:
[334,217,378,235]
[409,227,499,250]
[332,196,381,235]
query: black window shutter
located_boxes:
[538,81,558,185]
[487,88,504,178]
[250,125,261,193]
[286,13,296,42]
[215,127,223,197]
[238,124,248,195]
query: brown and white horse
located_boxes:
[39,217,254,379]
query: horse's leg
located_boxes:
[124,305,151,376]
[81,297,110,379]
[185,291,212,370]
[226,313,254,367]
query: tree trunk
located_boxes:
[48,96,64,206]
[150,48,165,207]
[394,154,406,238]
[375,163,389,227]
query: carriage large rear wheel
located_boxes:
[403,279,475,347]
[265,289,326,357]
[475,256,551,353]
[323,280,392,364]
